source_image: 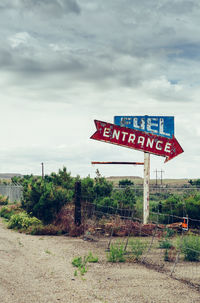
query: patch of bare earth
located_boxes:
[0,219,199,303]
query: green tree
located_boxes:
[112,187,136,209]
[81,176,95,202]
[188,179,200,187]
[93,170,113,198]
[21,168,74,224]
[119,179,134,187]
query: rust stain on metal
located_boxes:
[91,161,144,165]
[90,120,184,162]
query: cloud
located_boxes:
[1,0,200,94]
[0,0,200,179]
[0,0,81,16]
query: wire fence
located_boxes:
[81,199,200,290]
[0,184,23,202]
[0,182,199,288]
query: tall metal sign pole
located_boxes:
[90,116,184,224]
[114,115,177,224]
[143,152,150,224]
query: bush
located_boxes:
[159,239,173,249]
[94,174,113,198]
[26,224,61,235]
[21,171,73,224]
[0,205,17,220]
[8,212,42,230]
[156,193,200,225]
[129,239,147,260]
[119,179,134,187]
[188,179,200,187]
[164,228,175,238]
[179,235,200,261]
[0,195,8,205]
[107,242,126,263]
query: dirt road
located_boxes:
[0,219,199,303]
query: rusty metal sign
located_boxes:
[90,120,183,162]
[91,161,144,165]
[114,116,174,139]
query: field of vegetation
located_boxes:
[0,167,200,292]
[0,167,200,234]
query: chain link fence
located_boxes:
[0,184,23,202]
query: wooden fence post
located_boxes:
[74,181,81,226]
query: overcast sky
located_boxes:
[0,0,200,179]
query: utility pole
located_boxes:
[154,169,158,186]
[155,169,164,186]
[41,162,44,179]
[160,169,164,185]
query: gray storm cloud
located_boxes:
[0,0,81,15]
[0,0,199,177]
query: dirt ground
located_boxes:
[0,219,200,303]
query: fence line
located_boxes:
[0,184,23,202]
[81,200,200,289]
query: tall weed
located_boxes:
[107,242,126,263]
[178,235,200,261]
[129,239,147,260]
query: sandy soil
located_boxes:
[0,219,200,303]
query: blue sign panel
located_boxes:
[114,116,174,139]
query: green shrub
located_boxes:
[129,239,147,260]
[8,212,42,230]
[119,179,134,187]
[179,235,200,261]
[94,170,113,198]
[164,228,175,238]
[156,193,200,226]
[0,195,8,205]
[159,239,173,249]
[21,172,73,224]
[0,206,15,220]
[107,242,126,263]
[111,187,136,209]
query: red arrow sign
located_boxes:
[90,120,184,162]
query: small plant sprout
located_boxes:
[87,251,99,263]
[72,252,99,277]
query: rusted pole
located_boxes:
[143,152,150,224]
[74,181,81,226]
[91,161,144,165]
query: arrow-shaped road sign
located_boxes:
[90,120,184,162]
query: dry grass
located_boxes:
[106,176,191,187]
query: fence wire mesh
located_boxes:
[80,188,200,290]
[0,184,23,202]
